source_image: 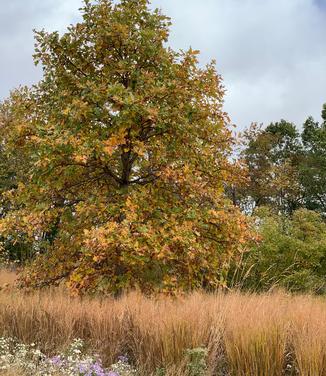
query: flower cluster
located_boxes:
[0,337,137,376]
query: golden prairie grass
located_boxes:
[0,371,23,376]
[289,295,326,376]
[0,269,17,287]
[223,293,288,376]
[0,287,325,375]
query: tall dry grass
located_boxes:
[289,295,326,376]
[0,287,325,375]
[0,269,17,287]
[223,294,288,376]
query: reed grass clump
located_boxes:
[0,283,325,375]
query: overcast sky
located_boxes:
[1,0,325,130]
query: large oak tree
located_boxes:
[0,0,250,294]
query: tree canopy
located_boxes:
[0,0,250,294]
[237,104,326,217]
[238,120,302,214]
[234,207,326,293]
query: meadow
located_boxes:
[0,0,325,375]
[0,271,325,375]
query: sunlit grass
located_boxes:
[0,270,325,375]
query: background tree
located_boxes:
[0,93,34,263]
[232,207,326,293]
[229,104,326,294]
[300,106,326,214]
[0,0,251,294]
[239,120,303,214]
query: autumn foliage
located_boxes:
[0,0,251,294]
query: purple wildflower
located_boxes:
[107,372,119,376]
[118,355,129,363]
[90,361,108,376]
[78,363,88,373]
[50,355,64,367]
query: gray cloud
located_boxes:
[0,0,81,97]
[152,0,326,129]
[1,0,325,129]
